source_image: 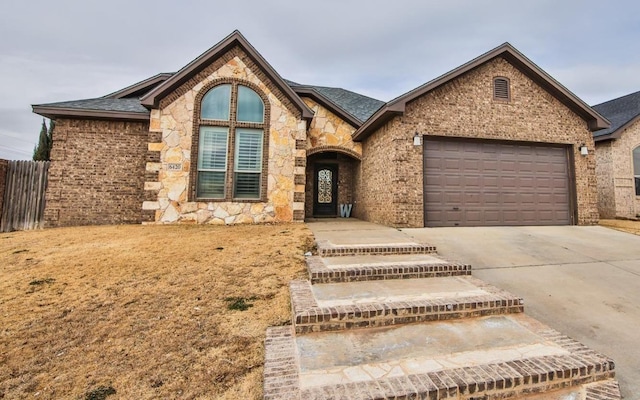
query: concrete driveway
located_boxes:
[402,225,640,398]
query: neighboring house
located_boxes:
[32,30,608,228]
[592,91,640,219]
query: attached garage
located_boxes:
[423,137,574,227]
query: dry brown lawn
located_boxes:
[599,219,640,236]
[0,223,313,400]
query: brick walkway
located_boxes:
[263,220,621,399]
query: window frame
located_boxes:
[190,79,269,202]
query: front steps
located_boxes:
[290,277,523,333]
[265,316,617,400]
[316,239,437,257]
[264,236,621,399]
[307,254,471,284]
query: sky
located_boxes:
[1,0,639,160]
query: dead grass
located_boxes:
[0,223,313,400]
[599,219,640,236]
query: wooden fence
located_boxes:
[0,161,49,232]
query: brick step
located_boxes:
[523,380,623,400]
[316,239,437,257]
[585,380,622,400]
[307,254,470,284]
[290,276,524,334]
[263,315,619,400]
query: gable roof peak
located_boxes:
[353,41,609,141]
[139,30,313,119]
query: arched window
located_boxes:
[196,82,266,200]
[634,146,640,196]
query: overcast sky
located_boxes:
[1,0,639,160]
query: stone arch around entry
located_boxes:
[306,145,362,161]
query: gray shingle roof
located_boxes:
[285,80,385,123]
[35,78,385,123]
[34,97,149,114]
[592,90,640,138]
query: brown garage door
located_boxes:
[424,138,572,227]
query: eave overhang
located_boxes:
[293,86,363,129]
[32,105,150,122]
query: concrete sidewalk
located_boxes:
[306,218,421,246]
[402,225,640,398]
[305,219,636,397]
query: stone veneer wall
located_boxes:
[0,159,7,225]
[302,98,361,156]
[357,57,599,227]
[143,46,307,224]
[45,119,150,227]
[596,121,640,219]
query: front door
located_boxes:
[313,164,338,216]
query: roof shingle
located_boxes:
[285,80,385,123]
[592,90,640,138]
[34,98,149,114]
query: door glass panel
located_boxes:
[318,169,332,204]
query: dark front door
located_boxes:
[313,164,338,216]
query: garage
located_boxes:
[423,137,573,227]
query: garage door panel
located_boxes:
[552,178,568,189]
[462,176,481,187]
[424,138,572,227]
[482,176,499,189]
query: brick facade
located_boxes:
[355,57,599,227]
[36,39,606,229]
[0,159,7,224]
[353,120,398,224]
[595,121,640,219]
[45,119,150,227]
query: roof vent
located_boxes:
[493,77,510,101]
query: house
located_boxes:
[592,91,640,220]
[32,30,609,228]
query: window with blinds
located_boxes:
[493,77,510,101]
[234,129,263,198]
[195,82,266,200]
[197,127,228,198]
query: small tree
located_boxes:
[33,118,54,161]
